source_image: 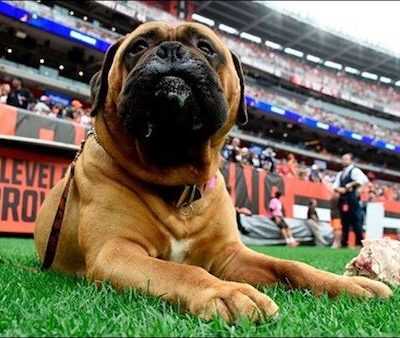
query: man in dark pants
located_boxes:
[333,153,368,247]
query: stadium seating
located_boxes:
[5,0,400,119]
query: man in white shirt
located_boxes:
[333,153,368,248]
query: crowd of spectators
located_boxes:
[0,78,93,129]
[221,33,400,118]
[221,137,400,202]
[8,0,400,120]
[245,83,400,146]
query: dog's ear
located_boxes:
[230,51,248,125]
[90,38,125,116]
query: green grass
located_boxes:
[1,238,399,337]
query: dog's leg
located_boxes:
[86,237,279,323]
[213,243,392,299]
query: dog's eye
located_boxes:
[129,40,149,55]
[197,40,215,56]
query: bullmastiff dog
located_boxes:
[35,22,392,323]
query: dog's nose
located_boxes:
[156,41,186,62]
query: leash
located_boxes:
[41,129,93,270]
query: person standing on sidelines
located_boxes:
[306,199,329,246]
[269,191,299,247]
[329,193,342,248]
[333,153,368,248]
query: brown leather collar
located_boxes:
[157,183,205,208]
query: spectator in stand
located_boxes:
[6,77,34,110]
[260,147,276,173]
[49,103,65,119]
[309,164,322,182]
[222,137,242,163]
[80,109,93,129]
[298,161,309,181]
[249,151,261,169]
[269,191,299,247]
[276,158,290,177]
[287,153,299,178]
[65,99,83,121]
[239,147,251,166]
[33,95,51,116]
[383,185,394,202]
[0,83,10,103]
[306,199,328,246]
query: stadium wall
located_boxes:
[1,141,399,241]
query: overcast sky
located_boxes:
[261,1,400,57]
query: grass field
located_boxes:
[1,238,399,337]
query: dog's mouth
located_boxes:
[145,76,204,137]
[118,60,228,167]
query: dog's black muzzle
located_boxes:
[118,41,228,162]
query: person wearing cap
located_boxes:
[33,95,51,115]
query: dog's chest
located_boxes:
[169,238,191,263]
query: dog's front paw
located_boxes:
[326,276,393,299]
[189,281,279,323]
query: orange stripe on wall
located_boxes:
[39,128,55,141]
[0,103,17,135]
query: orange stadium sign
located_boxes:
[0,146,70,233]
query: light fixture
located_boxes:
[6,48,12,54]
[218,24,238,35]
[59,65,64,70]
[379,76,391,84]
[395,80,400,86]
[265,40,282,50]
[78,71,84,76]
[240,32,262,44]
[83,16,88,21]
[69,10,74,16]
[284,47,303,58]
[191,13,215,27]
[361,71,378,80]
[344,66,360,75]
[39,58,44,64]
[306,54,323,63]
[283,133,288,138]
[111,27,116,32]
[324,60,342,70]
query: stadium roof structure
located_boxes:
[190,0,400,81]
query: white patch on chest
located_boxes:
[169,238,191,263]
